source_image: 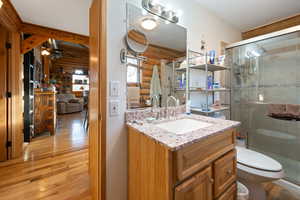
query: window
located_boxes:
[74,69,84,75]
[127,57,142,83]
[72,74,89,91]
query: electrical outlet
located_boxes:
[109,100,120,116]
[110,81,120,97]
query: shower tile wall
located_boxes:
[228,32,300,185]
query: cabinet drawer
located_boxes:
[216,183,237,200]
[214,150,237,198]
[174,129,235,181]
[175,166,213,200]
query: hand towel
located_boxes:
[150,65,162,99]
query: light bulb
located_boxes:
[141,18,157,31]
[41,49,50,56]
[0,0,3,8]
[177,10,183,17]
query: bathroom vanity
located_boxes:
[127,113,240,200]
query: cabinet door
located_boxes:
[214,150,237,198]
[217,183,237,200]
[175,166,213,200]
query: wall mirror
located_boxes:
[126,2,187,109]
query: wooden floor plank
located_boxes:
[0,112,91,200]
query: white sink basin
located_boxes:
[155,118,213,135]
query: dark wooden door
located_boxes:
[0,24,9,161]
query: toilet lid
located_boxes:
[236,147,282,172]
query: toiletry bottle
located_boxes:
[209,50,216,64]
[207,75,213,89]
[186,100,191,114]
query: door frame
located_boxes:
[0,25,9,161]
[1,0,107,199]
[89,0,107,199]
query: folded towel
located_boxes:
[286,104,300,119]
[150,65,162,98]
[267,104,300,120]
[267,104,286,117]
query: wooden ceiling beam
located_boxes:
[242,14,300,39]
[53,62,89,67]
[0,0,22,32]
[59,43,89,52]
[21,34,48,54]
[53,64,88,70]
[20,23,89,46]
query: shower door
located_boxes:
[227,31,300,185]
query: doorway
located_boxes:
[0,0,106,198]
[0,38,91,200]
[22,39,90,161]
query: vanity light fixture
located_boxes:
[0,0,3,9]
[141,18,157,31]
[142,0,179,24]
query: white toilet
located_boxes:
[236,147,285,200]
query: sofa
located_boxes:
[56,93,84,114]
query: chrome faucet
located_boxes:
[151,95,160,108]
[167,96,177,108]
[166,96,178,119]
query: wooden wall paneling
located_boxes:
[0,0,22,32]
[0,25,9,161]
[144,44,185,60]
[21,34,48,54]
[137,44,183,104]
[8,32,23,159]
[242,14,300,39]
[20,23,89,46]
[51,44,89,72]
[89,0,107,199]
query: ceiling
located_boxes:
[194,0,300,32]
[10,0,300,36]
[11,0,92,36]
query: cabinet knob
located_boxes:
[227,170,232,175]
[210,178,214,184]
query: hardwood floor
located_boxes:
[0,112,91,200]
[264,182,300,200]
[24,112,88,161]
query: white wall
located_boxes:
[106,0,241,200]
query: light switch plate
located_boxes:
[110,81,120,97]
[109,100,120,116]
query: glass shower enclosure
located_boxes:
[226,26,300,185]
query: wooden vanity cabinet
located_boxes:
[128,127,237,200]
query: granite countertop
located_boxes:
[127,114,240,151]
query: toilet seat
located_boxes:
[236,147,282,172]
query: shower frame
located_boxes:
[226,25,300,185]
